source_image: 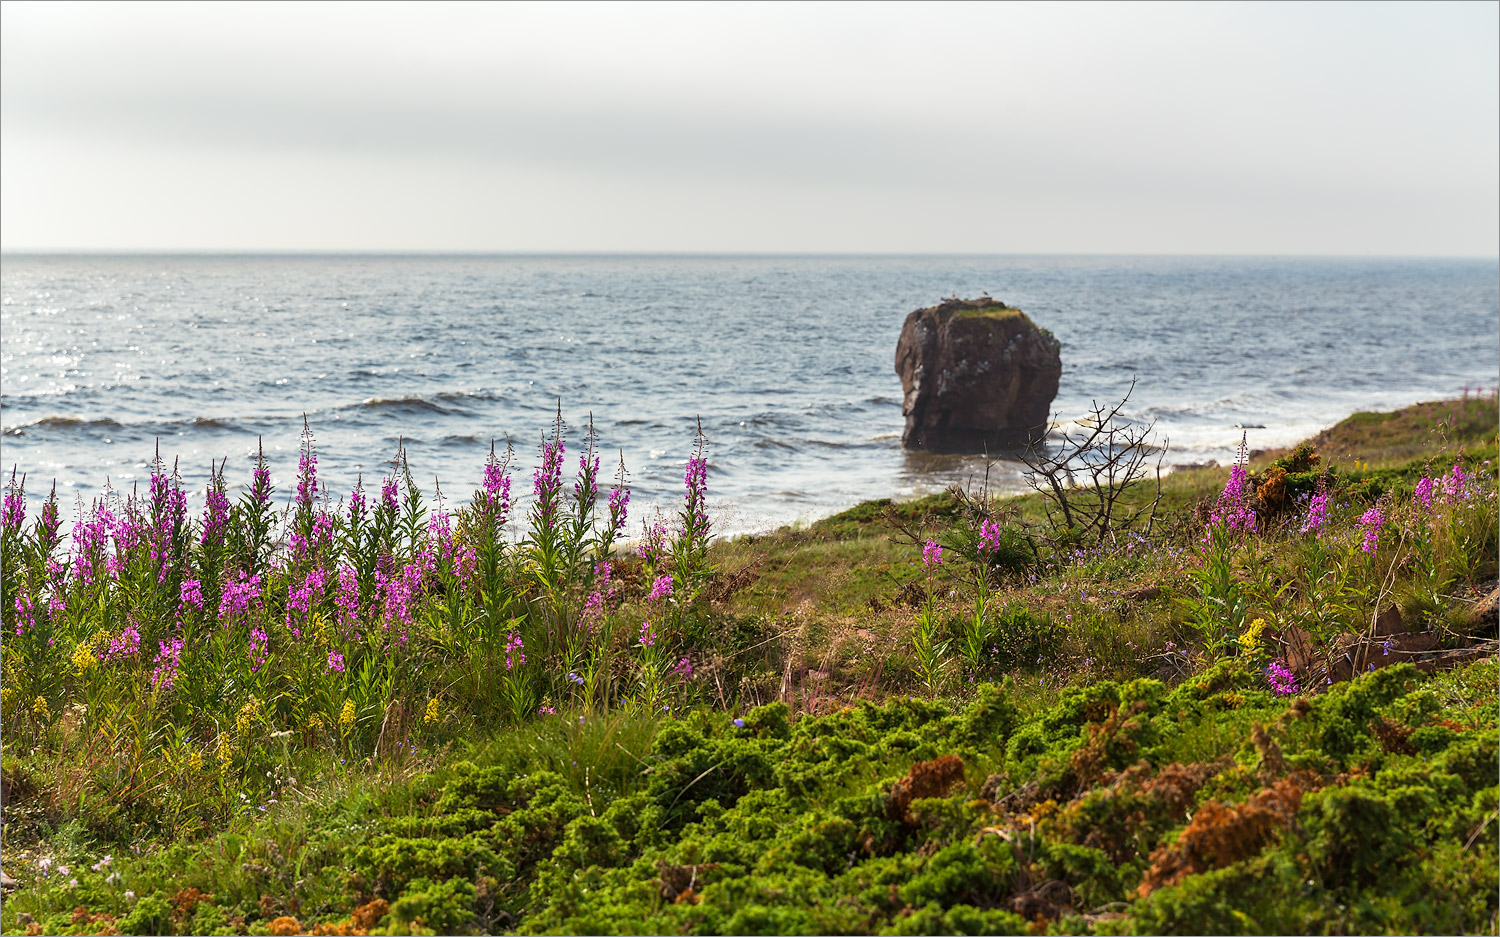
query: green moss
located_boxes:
[4,663,1496,935]
[951,303,1029,322]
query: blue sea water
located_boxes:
[1,254,1496,535]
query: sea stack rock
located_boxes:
[894,296,1062,452]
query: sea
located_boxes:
[1,254,1496,537]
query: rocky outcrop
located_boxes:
[894,297,1062,452]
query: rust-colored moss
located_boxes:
[887,754,966,824]
[1138,777,1306,896]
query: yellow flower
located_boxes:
[308,712,326,731]
[339,700,356,731]
[1238,618,1266,654]
[216,735,233,767]
[0,686,15,716]
[423,697,441,726]
[71,642,98,674]
[188,749,204,772]
[236,697,262,737]
[31,695,50,719]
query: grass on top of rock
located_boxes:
[950,302,1028,321]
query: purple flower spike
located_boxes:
[1300,474,1330,535]
[648,574,674,603]
[921,539,943,569]
[2,469,25,533]
[1358,507,1384,554]
[1265,659,1299,696]
[1207,433,1257,538]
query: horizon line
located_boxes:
[4,248,1498,261]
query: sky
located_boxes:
[1,1,1496,255]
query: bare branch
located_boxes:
[1017,379,1167,549]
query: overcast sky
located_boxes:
[2,1,1496,254]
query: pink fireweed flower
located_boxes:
[105,624,141,661]
[684,455,708,498]
[595,560,617,597]
[3,469,24,533]
[1206,433,1256,537]
[428,509,453,544]
[638,619,656,647]
[105,511,143,581]
[978,518,1004,553]
[921,539,943,570]
[36,482,61,537]
[672,657,694,680]
[219,572,264,620]
[295,442,319,511]
[637,518,669,566]
[533,436,565,526]
[1358,507,1384,554]
[347,482,366,528]
[201,485,230,547]
[335,565,360,630]
[483,457,508,499]
[480,448,513,528]
[1265,659,1298,696]
[580,590,604,628]
[71,502,115,587]
[576,450,600,501]
[1299,478,1331,535]
[648,574,675,603]
[326,650,345,674]
[449,541,477,588]
[286,567,329,638]
[681,451,710,539]
[1441,462,1472,502]
[12,594,36,636]
[580,561,615,630]
[1413,476,1434,510]
[381,476,399,513]
[376,566,420,628]
[250,452,273,510]
[504,632,526,670]
[609,485,629,526]
[150,637,185,691]
[249,626,270,673]
[180,579,203,611]
[312,509,335,550]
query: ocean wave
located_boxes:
[342,390,500,418]
[2,414,243,436]
[5,415,123,433]
[751,436,866,452]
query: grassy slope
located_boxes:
[1,396,1496,936]
[707,395,1497,706]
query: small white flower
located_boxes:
[124,890,137,902]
